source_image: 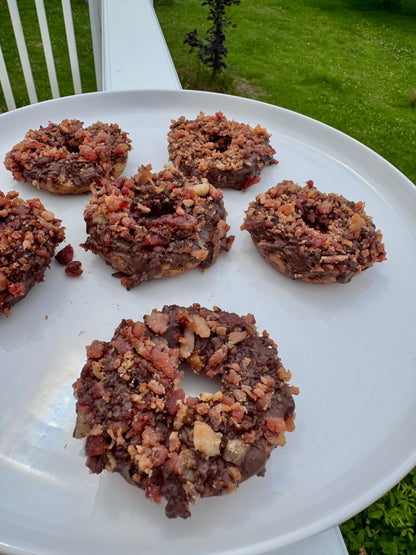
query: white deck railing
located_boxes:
[0,0,180,112]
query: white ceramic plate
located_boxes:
[1,90,415,555]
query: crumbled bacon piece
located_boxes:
[55,244,74,265]
[65,260,83,276]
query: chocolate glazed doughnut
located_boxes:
[72,304,298,519]
[167,111,278,191]
[4,119,131,194]
[82,165,234,289]
[0,190,65,316]
[242,180,386,283]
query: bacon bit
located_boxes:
[256,394,272,411]
[241,175,260,191]
[65,261,83,276]
[186,313,211,338]
[115,335,131,354]
[228,330,247,345]
[147,380,165,395]
[208,345,227,367]
[221,394,234,406]
[85,435,107,456]
[144,310,169,334]
[131,413,152,433]
[86,340,105,360]
[150,348,178,378]
[166,452,184,475]
[310,234,328,248]
[277,365,292,382]
[79,144,98,160]
[92,381,105,399]
[168,431,180,452]
[142,427,159,447]
[226,369,241,385]
[145,481,162,504]
[173,402,188,430]
[55,244,74,265]
[265,416,286,434]
[159,213,198,231]
[231,406,245,421]
[179,327,195,359]
[279,203,296,217]
[8,282,24,296]
[143,232,169,247]
[191,248,209,261]
[40,210,55,222]
[152,445,168,466]
[350,212,366,234]
[285,414,296,432]
[104,194,124,213]
[166,388,186,415]
[188,352,203,372]
[317,199,332,214]
[132,321,145,338]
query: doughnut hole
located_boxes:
[179,361,221,397]
[208,133,232,152]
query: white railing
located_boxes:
[0,0,180,112]
[0,0,97,111]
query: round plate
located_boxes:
[1,90,415,555]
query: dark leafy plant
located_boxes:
[184,0,240,76]
[341,469,416,554]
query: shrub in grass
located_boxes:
[184,0,240,75]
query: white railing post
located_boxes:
[35,0,60,99]
[61,0,82,94]
[0,45,16,111]
[88,0,103,91]
[6,0,38,104]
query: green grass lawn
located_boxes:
[1,0,416,552]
